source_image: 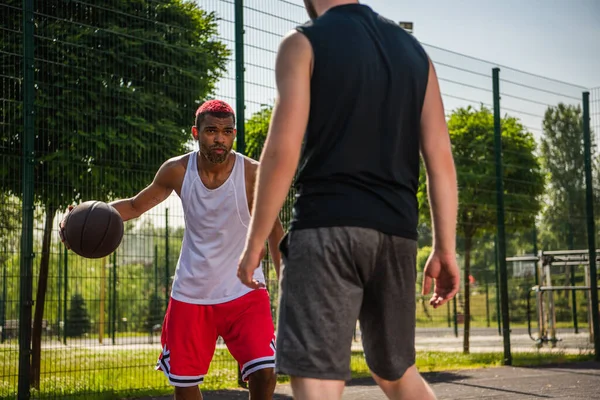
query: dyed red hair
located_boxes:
[195,100,235,128]
[195,100,234,116]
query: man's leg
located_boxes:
[371,366,436,400]
[217,289,277,400]
[247,367,277,399]
[289,378,345,400]
[174,386,202,400]
[155,299,216,400]
[276,228,377,400]
[359,235,435,400]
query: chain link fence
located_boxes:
[1,0,598,399]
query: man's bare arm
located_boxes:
[246,158,285,279]
[267,218,285,279]
[109,158,179,222]
[420,58,458,254]
[244,31,312,252]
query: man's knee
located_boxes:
[248,367,276,386]
[372,365,436,400]
[174,385,201,400]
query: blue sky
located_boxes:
[369,0,599,89]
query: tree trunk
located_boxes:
[463,234,472,354]
[30,205,56,389]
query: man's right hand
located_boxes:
[59,205,74,249]
[421,250,460,309]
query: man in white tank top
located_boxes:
[61,100,284,400]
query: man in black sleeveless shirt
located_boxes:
[239,1,460,399]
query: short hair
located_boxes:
[195,100,236,128]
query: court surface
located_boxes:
[142,361,600,400]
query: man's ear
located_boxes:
[192,126,199,140]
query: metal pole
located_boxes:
[111,251,117,345]
[234,0,246,155]
[63,246,68,345]
[492,67,512,365]
[495,236,501,336]
[485,269,491,328]
[18,1,35,395]
[571,266,578,334]
[533,226,538,286]
[56,243,62,341]
[453,296,458,338]
[582,92,600,360]
[154,245,158,298]
[165,209,170,311]
[1,247,7,343]
[99,257,106,344]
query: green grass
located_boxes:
[415,293,590,330]
[0,346,594,399]
[350,350,594,378]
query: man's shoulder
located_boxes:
[239,153,259,173]
[235,153,259,191]
[158,152,192,180]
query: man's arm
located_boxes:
[420,58,457,252]
[237,30,312,288]
[245,158,286,280]
[267,218,285,279]
[420,58,460,307]
[109,158,179,222]
[245,31,312,252]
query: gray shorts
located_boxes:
[275,226,417,382]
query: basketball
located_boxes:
[62,201,124,259]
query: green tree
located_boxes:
[245,105,273,160]
[419,105,544,353]
[0,0,229,387]
[538,103,595,250]
[65,294,91,338]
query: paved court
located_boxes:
[141,361,600,400]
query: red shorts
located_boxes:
[155,289,276,387]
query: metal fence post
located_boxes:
[235,0,246,155]
[63,247,68,346]
[452,297,458,338]
[235,1,248,387]
[111,251,117,345]
[56,244,62,341]
[1,247,7,343]
[582,91,600,361]
[494,236,501,336]
[571,266,578,334]
[18,0,35,397]
[154,245,158,299]
[492,67,512,366]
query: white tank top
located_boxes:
[170,151,265,304]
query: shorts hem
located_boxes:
[241,356,276,381]
[275,364,350,382]
[368,361,415,382]
[155,349,205,387]
[155,363,205,387]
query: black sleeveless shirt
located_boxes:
[290,4,429,240]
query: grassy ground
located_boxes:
[0,346,594,400]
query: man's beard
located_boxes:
[303,0,318,20]
[201,144,230,164]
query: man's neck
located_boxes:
[197,151,234,177]
[316,0,358,17]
